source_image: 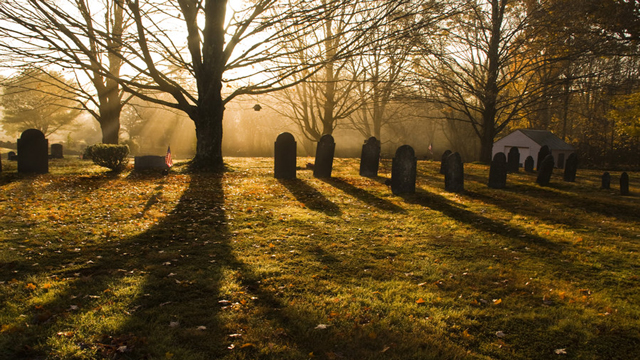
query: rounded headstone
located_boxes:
[488,152,507,189]
[274,132,297,179]
[391,145,417,195]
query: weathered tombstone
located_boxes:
[507,147,520,173]
[488,152,507,189]
[601,172,611,189]
[274,132,296,179]
[536,145,550,172]
[536,154,554,186]
[8,151,17,161]
[17,129,48,174]
[359,137,380,177]
[444,152,464,193]
[50,143,64,159]
[134,155,169,170]
[391,145,417,195]
[620,172,630,196]
[524,156,535,173]
[313,134,335,178]
[563,153,578,182]
[439,150,452,174]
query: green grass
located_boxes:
[1,157,639,359]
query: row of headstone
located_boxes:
[601,172,631,195]
[274,133,630,196]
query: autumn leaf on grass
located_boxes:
[25,283,36,291]
[314,324,331,330]
[416,298,426,305]
[492,299,502,305]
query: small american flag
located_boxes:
[165,146,173,168]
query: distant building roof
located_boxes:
[514,129,575,151]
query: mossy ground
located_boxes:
[1,157,638,359]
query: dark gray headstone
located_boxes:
[17,129,48,174]
[313,134,335,178]
[134,155,169,170]
[8,151,17,161]
[563,153,578,182]
[524,156,534,173]
[488,152,507,189]
[391,145,417,195]
[601,172,611,189]
[620,172,630,196]
[507,147,520,173]
[444,152,464,193]
[50,143,64,159]
[359,137,380,177]
[536,145,550,172]
[536,154,554,186]
[274,132,296,179]
[439,150,452,174]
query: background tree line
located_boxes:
[0,0,638,169]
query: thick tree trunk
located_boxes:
[191,96,225,172]
[99,105,122,144]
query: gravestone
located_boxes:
[391,145,417,195]
[134,155,169,170]
[359,137,380,177]
[524,156,534,172]
[439,150,452,174]
[313,134,335,178]
[50,144,64,159]
[536,154,554,186]
[563,153,578,182]
[620,172,630,196]
[274,132,296,179]
[17,129,48,174]
[536,145,550,172]
[488,152,507,189]
[601,172,611,189]
[507,147,520,173]
[8,151,17,161]
[444,152,464,193]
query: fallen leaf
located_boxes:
[315,324,331,330]
[169,321,179,328]
[197,326,207,330]
[496,331,506,338]
[25,283,36,291]
[416,298,426,304]
[240,343,254,349]
[493,299,502,305]
[555,348,567,355]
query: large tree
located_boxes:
[412,0,551,163]
[0,69,81,137]
[2,0,402,171]
[0,0,131,144]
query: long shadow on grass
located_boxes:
[465,182,640,232]
[319,177,406,214]
[401,189,563,252]
[277,178,341,216]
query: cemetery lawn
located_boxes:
[1,157,639,360]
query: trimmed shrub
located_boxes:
[83,144,130,171]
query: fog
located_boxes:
[1,93,481,162]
